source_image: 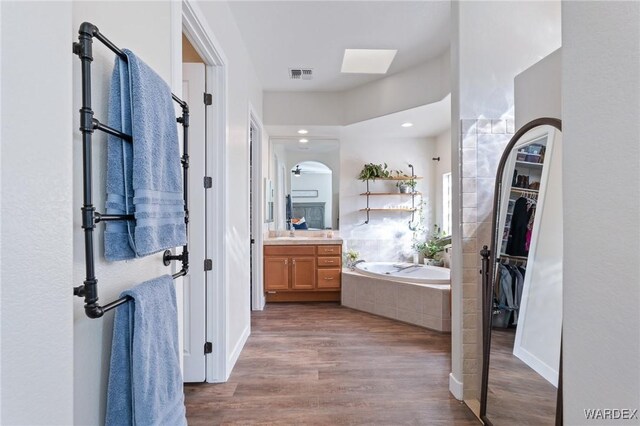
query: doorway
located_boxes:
[178,1,229,383]
[182,37,207,383]
[249,108,265,311]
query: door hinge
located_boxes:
[204,92,213,106]
[204,342,213,354]
[204,259,213,271]
[204,176,212,189]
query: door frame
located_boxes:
[248,104,266,311]
[173,0,229,383]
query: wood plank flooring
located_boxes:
[185,303,478,425]
[485,328,557,425]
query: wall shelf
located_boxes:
[359,192,422,196]
[359,208,417,212]
[373,176,423,181]
[361,164,420,224]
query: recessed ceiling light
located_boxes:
[297,129,308,135]
[341,49,398,74]
[401,122,414,128]
[299,138,309,143]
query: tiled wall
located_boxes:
[459,118,514,399]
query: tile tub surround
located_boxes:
[342,269,451,332]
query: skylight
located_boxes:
[340,49,397,74]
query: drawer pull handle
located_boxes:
[325,277,334,280]
[284,259,288,265]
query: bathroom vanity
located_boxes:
[263,237,343,302]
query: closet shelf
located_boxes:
[510,187,539,194]
[359,192,422,196]
[515,160,544,169]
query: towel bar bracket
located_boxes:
[80,108,94,134]
[163,250,185,267]
[73,22,190,319]
[81,205,96,230]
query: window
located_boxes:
[442,172,452,235]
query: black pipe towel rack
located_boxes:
[72,22,190,319]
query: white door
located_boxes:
[182,62,207,382]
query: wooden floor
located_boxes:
[185,303,478,425]
[485,328,557,425]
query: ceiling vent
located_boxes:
[289,68,313,80]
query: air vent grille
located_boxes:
[289,68,313,80]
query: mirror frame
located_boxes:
[479,117,562,426]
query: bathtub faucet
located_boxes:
[393,263,418,272]
[352,260,366,267]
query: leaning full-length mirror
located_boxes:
[480,118,563,426]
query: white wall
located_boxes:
[459,2,562,120]
[339,131,436,262]
[434,129,452,230]
[562,2,640,423]
[196,0,263,374]
[514,49,562,129]
[264,50,450,127]
[513,53,563,386]
[451,0,562,402]
[264,92,343,126]
[1,2,74,424]
[343,53,451,125]
[71,2,177,424]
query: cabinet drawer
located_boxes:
[317,268,341,289]
[317,245,342,256]
[317,256,341,267]
[264,245,316,256]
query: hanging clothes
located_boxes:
[525,205,536,252]
[506,197,530,256]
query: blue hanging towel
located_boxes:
[104,49,186,260]
[105,275,187,426]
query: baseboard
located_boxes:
[513,345,558,386]
[449,372,464,400]
[225,324,250,380]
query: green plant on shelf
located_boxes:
[358,163,391,181]
[395,179,417,193]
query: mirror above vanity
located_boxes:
[269,132,340,231]
[480,118,563,426]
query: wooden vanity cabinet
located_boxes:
[264,244,342,302]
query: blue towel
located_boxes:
[105,275,187,426]
[104,49,186,260]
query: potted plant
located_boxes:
[396,179,417,193]
[418,225,450,267]
[344,249,360,269]
[358,163,391,181]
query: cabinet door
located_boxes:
[291,257,316,290]
[264,257,289,290]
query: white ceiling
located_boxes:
[228,1,451,92]
[268,95,450,153]
[344,94,451,138]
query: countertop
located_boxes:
[263,236,344,246]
